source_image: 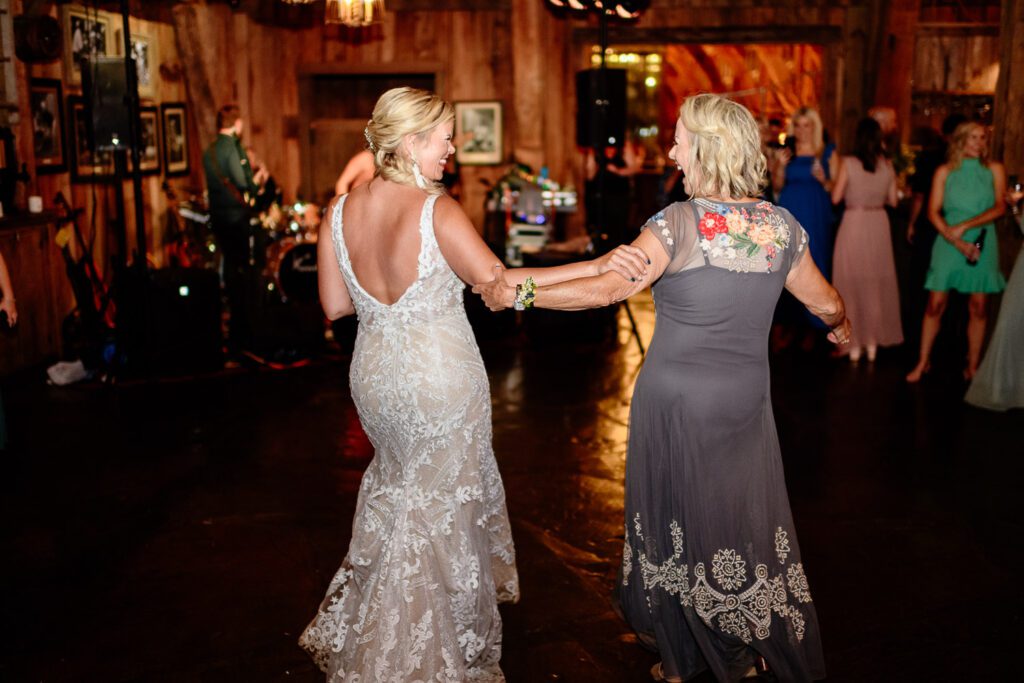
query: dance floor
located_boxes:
[2,292,1021,682]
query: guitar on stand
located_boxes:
[52,192,116,373]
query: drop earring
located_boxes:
[412,156,427,189]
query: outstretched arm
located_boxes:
[473,229,667,312]
[432,195,648,288]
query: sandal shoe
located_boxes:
[650,662,683,682]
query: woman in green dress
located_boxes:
[906,122,1007,382]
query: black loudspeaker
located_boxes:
[123,268,223,375]
[14,15,62,63]
[576,68,627,148]
[90,57,131,150]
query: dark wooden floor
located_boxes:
[2,292,1022,682]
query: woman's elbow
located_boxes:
[323,302,355,320]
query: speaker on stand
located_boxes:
[575,68,627,150]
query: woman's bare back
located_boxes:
[340,179,429,305]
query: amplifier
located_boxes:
[120,268,223,376]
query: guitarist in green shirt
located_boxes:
[203,105,261,354]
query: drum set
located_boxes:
[259,201,322,304]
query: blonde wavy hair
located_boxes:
[788,107,825,157]
[947,121,989,169]
[364,87,454,195]
[679,93,767,200]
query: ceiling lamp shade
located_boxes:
[325,0,385,26]
[547,0,648,17]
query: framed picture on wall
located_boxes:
[114,29,157,99]
[30,79,67,173]
[161,102,190,177]
[67,95,114,182]
[134,106,161,175]
[62,6,111,85]
[454,101,503,165]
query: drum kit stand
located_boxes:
[257,200,321,306]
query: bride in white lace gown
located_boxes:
[300,88,648,681]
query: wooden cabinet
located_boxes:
[0,213,73,374]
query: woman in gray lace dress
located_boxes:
[475,94,848,682]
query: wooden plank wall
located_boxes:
[993,0,1023,177]
[9,0,1019,281]
[12,1,199,278]
[169,1,573,236]
[9,0,576,286]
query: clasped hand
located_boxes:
[471,244,651,312]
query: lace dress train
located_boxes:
[300,194,519,681]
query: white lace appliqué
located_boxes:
[624,516,812,644]
[775,527,791,564]
[299,194,519,682]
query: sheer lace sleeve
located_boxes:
[774,206,810,272]
[641,201,701,275]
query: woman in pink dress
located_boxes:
[830,117,903,361]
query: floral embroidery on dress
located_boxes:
[645,210,675,247]
[775,527,791,565]
[711,548,747,590]
[624,515,813,645]
[787,563,813,603]
[694,198,791,273]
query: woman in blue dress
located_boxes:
[772,107,838,280]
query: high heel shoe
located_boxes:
[741,656,774,681]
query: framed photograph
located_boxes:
[455,101,503,165]
[67,95,114,182]
[134,106,160,175]
[62,6,111,85]
[30,79,67,173]
[114,29,157,99]
[161,102,190,177]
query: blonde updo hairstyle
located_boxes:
[947,121,989,169]
[364,87,454,196]
[678,93,767,200]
